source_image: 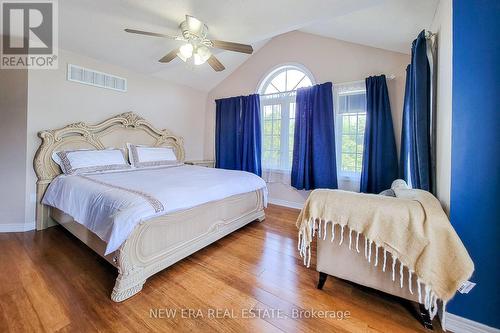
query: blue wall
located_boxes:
[449,0,500,328]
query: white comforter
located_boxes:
[43,165,268,254]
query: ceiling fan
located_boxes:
[125,15,254,72]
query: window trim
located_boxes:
[260,96,295,171]
[257,63,316,94]
[258,63,315,173]
[334,81,367,186]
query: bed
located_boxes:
[34,112,266,302]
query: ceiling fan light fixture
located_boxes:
[193,45,211,65]
[125,14,253,71]
[177,52,188,62]
[184,15,207,38]
[193,54,204,65]
[179,43,193,59]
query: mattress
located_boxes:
[42,165,268,254]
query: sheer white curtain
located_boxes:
[260,92,296,185]
[261,169,293,185]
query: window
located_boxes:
[258,65,313,181]
[334,81,367,191]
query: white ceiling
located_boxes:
[59,0,439,92]
[301,0,439,54]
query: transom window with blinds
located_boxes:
[258,65,313,183]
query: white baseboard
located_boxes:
[268,198,304,210]
[0,221,35,232]
[445,312,500,333]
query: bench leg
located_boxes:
[317,272,328,290]
[419,304,434,330]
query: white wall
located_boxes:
[205,31,409,206]
[0,67,28,228]
[431,0,453,213]
[24,49,208,226]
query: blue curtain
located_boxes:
[291,82,337,190]
[360,75,398,193]
[240,95,262,176]
[400,30,432,191]
[215,94,262,176]
[400,65,412,184]
[215,96,241,171]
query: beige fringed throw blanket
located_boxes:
[297,188,474,319]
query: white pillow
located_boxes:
[52,148,130,175]
[391,179,410,190]
[127,143,179,168]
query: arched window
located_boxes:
[258,64,314,177]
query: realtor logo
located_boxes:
[1,0,58,69]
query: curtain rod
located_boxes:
[336,74,396,86]
[260,75,397,96]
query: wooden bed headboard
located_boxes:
[33,112,185,230]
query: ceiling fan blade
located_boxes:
[124,28,178,40]
[159,48,180,63]
[207,55,225,72]
[210,40,253,54]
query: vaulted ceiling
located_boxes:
[59,0,439,92]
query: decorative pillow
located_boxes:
[127,143,179,168]
[391,179,410,190]
[52,148,130,175]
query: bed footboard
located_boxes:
[111,190,265,302]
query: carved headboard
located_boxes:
[34,112,185,230]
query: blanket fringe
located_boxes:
[356,232,360,253]
[368,240,373,263]
[409,270,413,294]
[442,302,447,330]
[339,225,345,245]
[417,278,422,303]
[298,218,441,320]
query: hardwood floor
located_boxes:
[0,205,441,332]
